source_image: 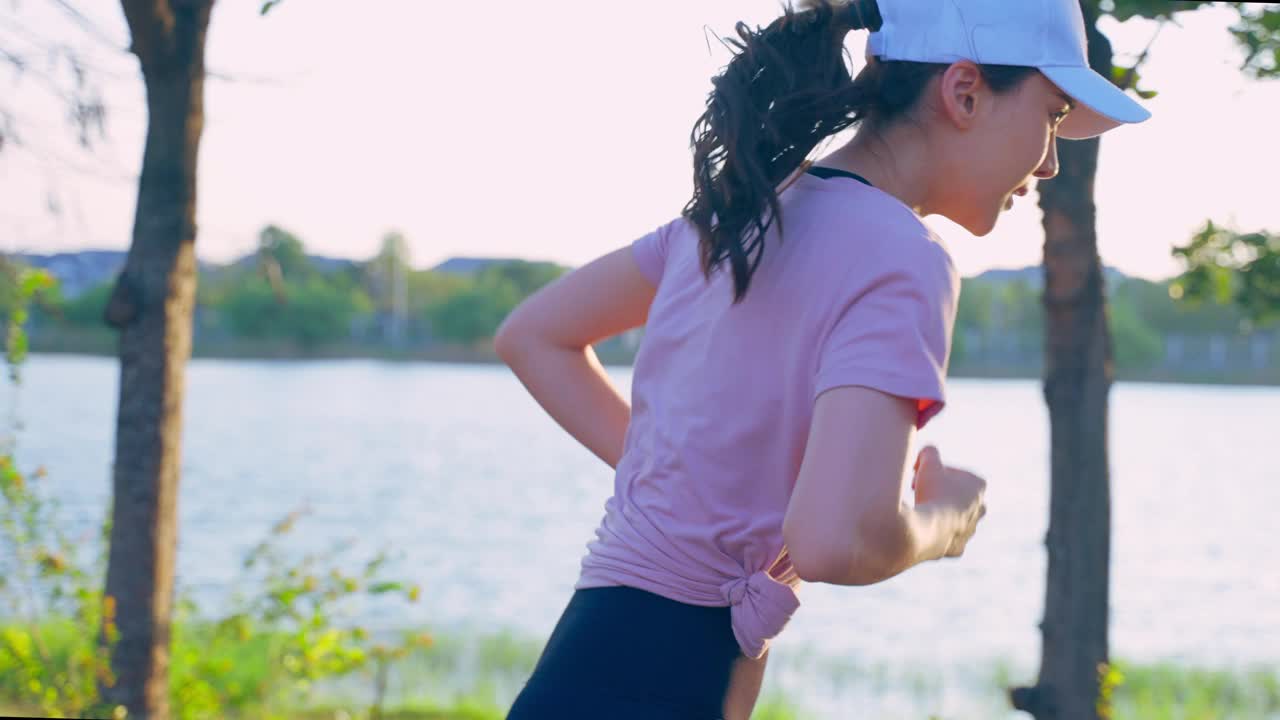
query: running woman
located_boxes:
[497,0,1150,717]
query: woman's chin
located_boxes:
[937,203,1002,237]
[953,213,999,237]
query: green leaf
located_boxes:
[1263,8,1280,33]
[367,581,403,595]
[2,627,33,661]
[19,269,55,297]
[1111,64,1159,97]
[1171,220,1280,325]
[1107,0,1212,23]
[1226,2,1280,79]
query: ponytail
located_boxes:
[684,0,882,303]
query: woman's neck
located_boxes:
[816,128,937,216]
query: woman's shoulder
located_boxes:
[813,197,954,280]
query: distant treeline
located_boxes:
[951,274,1278,378]
[3,224,1277,379]
[7,226,573,353]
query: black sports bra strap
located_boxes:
[805,166,874,187]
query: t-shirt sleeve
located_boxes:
[813,243,959,429]
[630,218,679,286]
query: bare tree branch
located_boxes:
[5,129,137,182]
[0,46,24,70]
[50,0,129,52]
[1117,20,1167,91]
[0,39,87,109]
[205,67,305,86]
[0,12,134,83]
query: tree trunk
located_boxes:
[99,3,212,719]
[1009,3,1115,719]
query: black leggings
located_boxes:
[506,585,743,719]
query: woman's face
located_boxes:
[931,69,1074,236]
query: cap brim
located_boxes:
[1040,65,1152,140]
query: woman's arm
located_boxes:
[783,386,968,586]
[493,245,657,469]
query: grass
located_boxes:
[0,703,507,720]
[3,620,1279,719]
[1110,660,1280,720]
[289,699,506,720]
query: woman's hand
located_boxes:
[911,446,987,558]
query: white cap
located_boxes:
[865,0,1151,139]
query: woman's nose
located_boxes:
[1034,138,1060,180]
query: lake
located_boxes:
[4,353,1278,717]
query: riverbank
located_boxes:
[27,329,1280,388]
[3,623,1276,719]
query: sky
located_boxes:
[1,1,1278,281]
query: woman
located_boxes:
[497,0,1150,717]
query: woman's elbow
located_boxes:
[786,520,909,586]
[784,527,859,585]
[788,546,886,586]
[787,545,850,585]
[493,310,531,363]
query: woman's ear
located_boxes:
[937,60,985,131]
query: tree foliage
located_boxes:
[1171,221,1280,326]
[221,276,372,349]
[1108,1,1280,79]
[256,225,313,282]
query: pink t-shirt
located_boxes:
[575,172,960,659]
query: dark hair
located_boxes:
[684,0,1037,303]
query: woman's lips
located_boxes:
[1004,184,1031,211]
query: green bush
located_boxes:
[0,264,118,719]
[0,268,426,719]
[221,276,373,349]
[60,282,112,329]
[1110,296,1165,370]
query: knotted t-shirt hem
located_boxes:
[576,566,800,659]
